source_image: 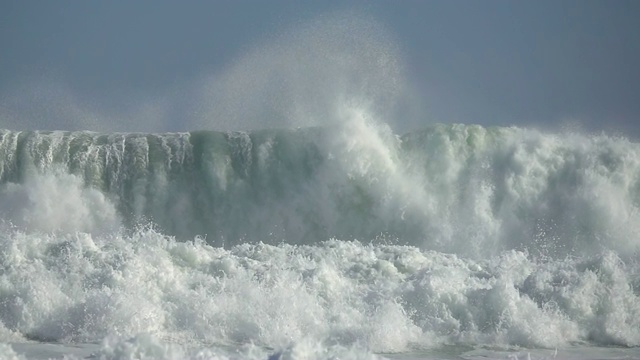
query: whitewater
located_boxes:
[1,116,640,359]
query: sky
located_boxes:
[0,0,639,136]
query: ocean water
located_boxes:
[1,118,640,359]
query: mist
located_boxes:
[0,12,414,134]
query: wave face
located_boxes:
[2,123,639,258]
[1,121,640,354]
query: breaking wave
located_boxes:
[1,115,640,356]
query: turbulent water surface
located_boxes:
[1,120,640,359]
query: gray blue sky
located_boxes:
[1,0,638,136]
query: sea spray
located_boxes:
[0,168,120,234]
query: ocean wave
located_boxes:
[1,123,639,259]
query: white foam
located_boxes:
[0,226,639,353]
